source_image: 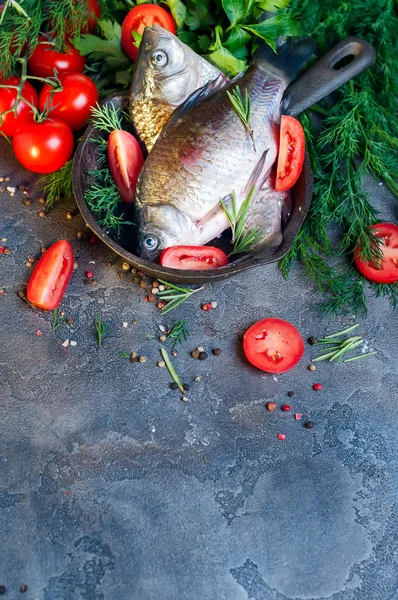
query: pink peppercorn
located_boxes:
[86,270,94,279]
[0,246,5,254]
[294,413,302,420]
[313,383,323,391]
[277,433,286,441]
[202,303,213,312]
[281,404,291,412]
[36,330,43,336]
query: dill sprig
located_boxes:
[157,280,204,315]
[118,351,130,359]
[90,102,123,133]
[94,315,108,347]
[39,159,73,207]
[227,86,256,151]
[167,319,190,349]
[160,348,185,395]
[311,324,377,364]
[220,186,262,256]
[51,308,67,332]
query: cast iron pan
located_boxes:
[73,36,375,284]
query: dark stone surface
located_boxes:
[1,139,397,599]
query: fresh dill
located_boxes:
[94,315,108,347]
[51,308,67,332]
[227,86,256,151]
[220,186,262,256]
[167,320,190,349]
[90,102,123,133]
[157,280,204,315]
[160,348,185,395]
[118,351,130,359]
[39,159,73,207]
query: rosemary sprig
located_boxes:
[51,308,67,332]
[157,280,204,315]
[160,348,185,395]
[311,324,376,364]
[118,351,130,359]
[95,315,108,347]
[39,159,73,207]
[90,102,123,133]
[167,319,190,349]
[220,186,261,256]
[227,86,256,151]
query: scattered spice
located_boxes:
[308,336,318,345]
[36,330,43,336]
[159,325,166,332]
[170,382,178,390]
[266,402,277,411]
[70,341,77,347]
[62,340,69,347]
[313,383,323,391]
[152,281,159,288]
[304,421,314,429]
[41,246,47,253]
[183,383,190,391]
[39,209,46,218]
[66,210,74,220]
[194,376,201,382]
[0,246,5,254]
[211,301,218,309]
[148,294,157,302]
[191,350,200,359]
[202,303,213,311]
[86,270,94,279]
[277,433,286,441]
[28,257,35,263]
[122,262,130,271]
[39,197,45,204]
[77,231,84,239]
[308,364,317,371]
[20,584,28,593]
[151,288,159,295]
[122,322,128,328]
[287,391,295,397]
[157,361,166,368]
[23,197,32,206]
[212,348,222,356]
[157,301,166,310]
[182,396,189,403]
[198,351,208,360]
[294,413,302,420]
[197,346,204,352]
[25,261,32,267]
[0,585,6,595]
[281,404,291,412]
[139,356,147,363]
[171,350,177,356]
[159,335,167,342]
[4,247,10,255]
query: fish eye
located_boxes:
[141,234,159,251]
[151,50,168,67]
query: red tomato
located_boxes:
[159,246,229,270]
[13,118,74,174]
[355,223,398,284]
[39,72,98,132]
[27,240,74,310]
[0,77,38,137]
[27,36,85,78]
[243,318,304,374]
[121,4,176,61]
[107,130,144,203]
[275,115,305,192]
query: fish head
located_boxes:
[136,204,192,260]
[131,24,222,108]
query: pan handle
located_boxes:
[287,36,376,117]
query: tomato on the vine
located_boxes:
[159,246,229,270]
[108,130,144,203]
[27,240,74,310]
[243,318,305,374]
[27,36,85,78]
[13,118,74,173]
[39,72,98,132]
[355,223,398,284]
[0,77,38,137]
[121,4,176,61]
[275,115,305,192]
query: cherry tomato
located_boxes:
[159,246,229,270]
[0,77,38,137]
[13,118,74,174]
[107,130,144,203]
[243,318,304,374]
[354,223,398,284]
[275,115,305,192]
[39,72,98,132]
[27,240,74,310]
[27,36,85,78]
[121,4,176,61]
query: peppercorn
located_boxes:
[308,364,317,371]
[157,301,166,310]
[41,246,47,253]
[277,433,286,441]
[152,281,159,288]
[212,348,222,356]
[4,248,10,255]
[182,396,189,403]
[191,350,200,359]
[308,336,318,345]
[139,356,147,363]
[304,421,314,429]
[119,272,125,279]
[287,391,295,397]
[266,402,277,411]
[171,350,177,356]
[159,335,166,342]
[105,260,112,267]
[39,196,45,203]
[20,584,28,593]
[77,231,84,239]
[66,318,74,325]
[170,382,178,390]
[198,351,208,360]
[197,346,204,352]
[23,197,32,206]
[202,303,213,311]
[148,294,156,303]
[194,376,201,382]
[122,262,130,271]
[139,281,147,289]
[157,361,165,368]
[0,586,6,595]
[313,383,323,391]
[131,357,138,364]
[39,209,46,218]
[86,270,94,279]
[66,211,74,220]
[183,383,190,391]
[281,404,291,412]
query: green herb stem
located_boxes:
[160,348,185,394]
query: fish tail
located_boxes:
[252,37,316,85]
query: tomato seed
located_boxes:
[281,404,291,411]
[313,383,323,391]
[277,433,286,441]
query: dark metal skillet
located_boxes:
[73,36,375,284]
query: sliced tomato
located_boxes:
[275,115,305,192]
[121,4,176,61]
[243,318,304,374]
[27,240,74,310]
[0,77,38,137]
[107,130,144,203]
[160,246,229,270]
[27,36,85,78]
[354,223,398,284]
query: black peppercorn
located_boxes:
[170,382,178,390]
[198,351,208,360]
[20,584,28,593]
[0,586,6,595]
[287,391,295,397]
[304,421,314,429]
[308,336,318,345]
[183,383,190,391]
[212,348,222,356]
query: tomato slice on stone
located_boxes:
[159,246,229,270]
[355,223,398,283]
[243,318,305,373]
[27,240,74,310]
[107,130,144,204]
[275,115,305,192]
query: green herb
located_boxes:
[167,319,190,349]
[146,334,155,340]
[95,315,108,347]
[118,351,130,359]
[220,186,261,255]
[51,308,67,332]
[157,280,204,314]
[227,85,255,151]
[160,348,185,394]
[39,159,73,207]
[311,324,376,364]
[90,102,123,133]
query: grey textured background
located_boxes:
[1,139,398,599]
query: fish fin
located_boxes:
[244,149,270,196]
[164,74,227,129]
[252,37,316,85]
